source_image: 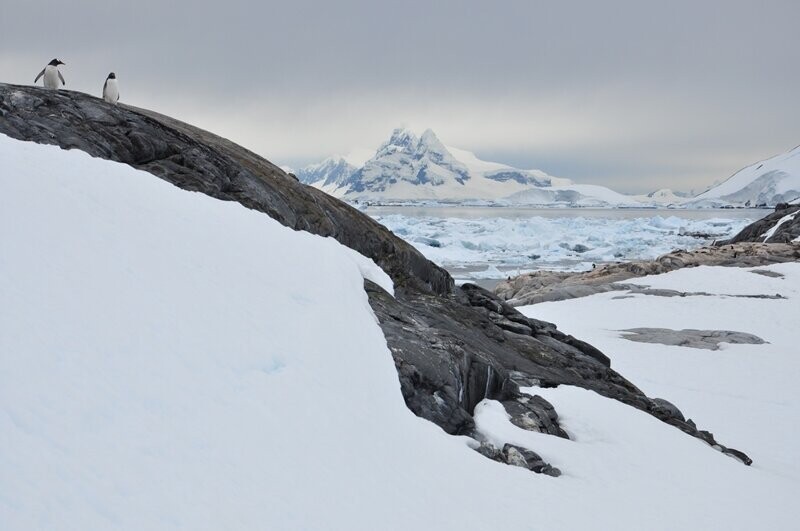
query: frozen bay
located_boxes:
[367,206,760,282]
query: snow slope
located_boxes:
[690,146,800,207]
[2,133,796,530]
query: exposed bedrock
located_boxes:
[619,328,767,351]
[0,83,752,470]
[716,203,800,245]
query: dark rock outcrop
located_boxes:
[0,83,752,469]
[716,203,800,244]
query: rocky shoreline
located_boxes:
[495,241,800,306]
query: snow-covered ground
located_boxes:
[2,133,797,529]
[518,263,800,524]
[372,212,753,280]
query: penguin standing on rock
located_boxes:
[102,72,119,104]
[34,59,66,89]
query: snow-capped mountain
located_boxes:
[688,146,800,207]
[297,128,637,206]
[341,128,476,198]
[296,155,358,192]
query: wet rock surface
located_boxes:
[496,242,800,306]
[619,328,766,350]
[0,83,753,470]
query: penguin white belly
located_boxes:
[43,66,60,89]
[103,79,119,104]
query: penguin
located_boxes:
[34,59,66,89]
[102,72,119,104]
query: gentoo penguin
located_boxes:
[102,72,119,104]
[34,59,66,89]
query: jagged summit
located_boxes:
[341,127,472,195]
[378,127,419,155]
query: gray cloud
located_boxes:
[2,0,798,193]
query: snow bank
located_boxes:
[2,133,793,530]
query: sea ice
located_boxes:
[373,213,753,280]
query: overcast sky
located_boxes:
[2,0,798,193]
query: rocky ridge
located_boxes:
[0,83,752,470]
[496,241,800,306]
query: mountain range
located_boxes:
[295,128,632,206]
[294,129,800,208]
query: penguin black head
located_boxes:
[107,72,116,79]
[49,59,65,66]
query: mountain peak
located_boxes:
[418,128,446,151]
[382,127,418,150]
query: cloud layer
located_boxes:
[2,0,798,192]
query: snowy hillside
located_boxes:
[2,133,796,529]
[298,128,641,206]
[689,146,800,207]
